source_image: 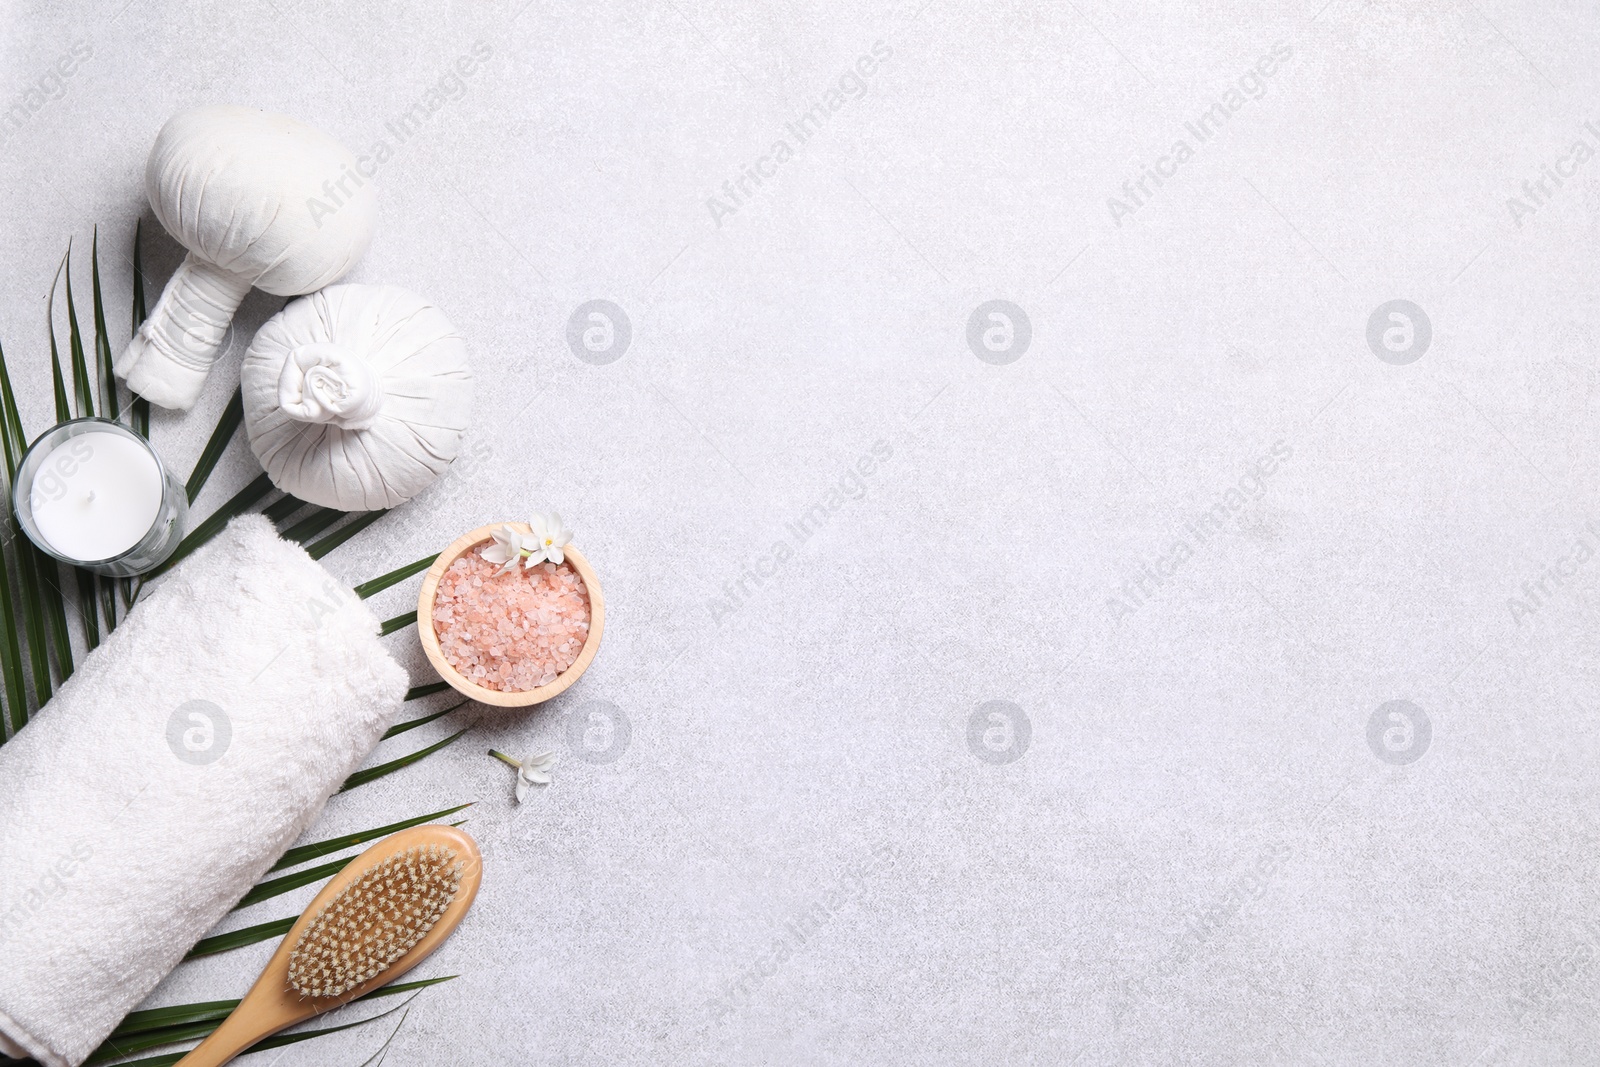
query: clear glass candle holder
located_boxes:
[12,417,188,577]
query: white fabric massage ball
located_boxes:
[116,104,379,411]
[242,284,473,511]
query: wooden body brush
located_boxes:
[175,825,482,1067]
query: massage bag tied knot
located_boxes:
[242,283,473,512]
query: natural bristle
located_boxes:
[287,843,464,999]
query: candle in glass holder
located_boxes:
[14,418,187,576]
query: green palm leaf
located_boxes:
[354,554,438,599]
[119,227,149,607]
[271,802,472,872]
[233,855,354,911]
[282,506,347,544]
[185,388,243,505]
[355,1006,410,1067]
[18,545,59,702]
[379,610,417,636]
[63,242,94,418]
[185,916,296,960]
[95,987,427,1067]
[92,978,452,1065]
[108,999,238,1040]
[91,226,119,421]
[130,221,149,439]
[144,472,274,582]
[3,328,74,688]
[92,234,120,630]
[1,226,475,1062]
[0,546,21,741]
[306,510,388,560]
[92,1016,231,1061]
[46,255,71,425]
[340,729,467,792]
[73,565,101,652]
[0,346,59,712]
[0,345,29,464]
[106,976,451,1043]
[54,247,117,644]
[0,345,32,736]
[30,551,73,687]
[382,702,466,741]
[263,493,305,524]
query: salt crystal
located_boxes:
[432,543,592,693]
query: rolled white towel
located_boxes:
[0,514,408,1067]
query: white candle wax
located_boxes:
[29,430,163,561]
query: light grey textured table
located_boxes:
[4,1,1600,1064]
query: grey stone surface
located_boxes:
[4,0,1600,1063]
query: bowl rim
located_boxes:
[416,522,605,708]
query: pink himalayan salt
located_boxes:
[432,544,591,692]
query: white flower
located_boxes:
[490,749,557,803]
[479,524,530,575]
[478,515,573,573]
[523,511,572,566]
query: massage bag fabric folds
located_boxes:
[0,515,408,1067]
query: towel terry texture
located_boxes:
[0,514,408,1067]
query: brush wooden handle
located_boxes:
[171,1007,282,1067]
[175,825,482,1067]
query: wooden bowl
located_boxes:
[417,523,604,708]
